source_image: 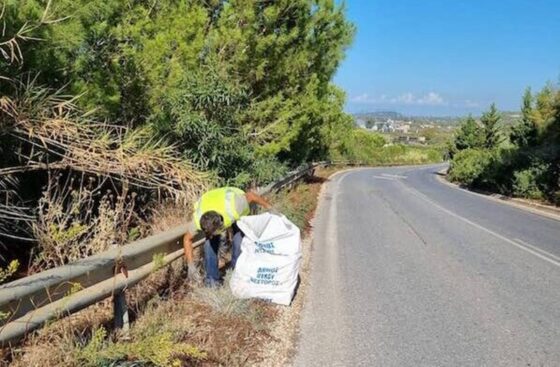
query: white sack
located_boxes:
[230,213,302,305]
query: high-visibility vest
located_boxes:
[193,187,249,231]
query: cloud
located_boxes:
[417,92,446,105]
[350,92,447,106]
[394,92,416,104]
[350,93,373,103]
[464,99,480,108]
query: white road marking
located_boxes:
[398,180,560,268]
[514,238,560,263]
[324,170,349,343]
[381,173,407,179]
[372,175,396,181]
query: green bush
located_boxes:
[334,129,385,162]
[229,156,289,188]
[448,149,493,187]
[271,183,317,230]
[512,163,550,200]
[447,86,560,205]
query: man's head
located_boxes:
[200,211,224,239]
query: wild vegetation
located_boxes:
[7,173,325,366]
[0,0,357,275]
[448,85,560,204]
[8,270,277,366]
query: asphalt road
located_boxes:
[294,164,560,367]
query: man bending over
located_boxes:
[183,187,271,286]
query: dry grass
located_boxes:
[146,202,192,234]
[4,169,332,367]
[2,81,211,205]
[6,300,113,367]
[0,79,213,274]
[30,174,136,270]
[5,263,278,367]
[179,287,277,365]
[4,262,185,366]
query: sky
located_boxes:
[335,0,560,116]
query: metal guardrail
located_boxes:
[0,161,334,346]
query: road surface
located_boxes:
[294,164,560,367]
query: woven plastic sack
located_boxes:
[230,213,302,305]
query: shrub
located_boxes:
[190,271,269,330]
[270,183,317,230]
[229,156,289,188]
[335,129,385,162]
[1,260,19,319]
[0,259,19,284]
[448,149,493,187]
[76,327,206,367]
[333,128,443,166]
[512,163,550,200]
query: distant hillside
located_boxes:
[353,110,521,126]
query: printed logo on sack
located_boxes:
[254,241,275,254]
[250,267,280,286]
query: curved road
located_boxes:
[295,164,560,367]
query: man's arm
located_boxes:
[245,191,272,209]
[182,229,201,281]
[183,230,194,263]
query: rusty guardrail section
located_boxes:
[0,161,336,346]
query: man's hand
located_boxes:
[246,191,272,209]
[182,230,202,283]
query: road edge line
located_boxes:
[399,180,560,268]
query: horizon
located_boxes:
[335,0,560,117]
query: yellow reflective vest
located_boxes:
[193,187,250,231]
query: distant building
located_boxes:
[355,118,366,128]
[395,135,427,145]
[377,122,394,132]
[395,125,410,134]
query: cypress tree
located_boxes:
[454,115,484,151]
[511,88,538,147]
[480,103,502,149]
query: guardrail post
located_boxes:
[113,290,129,333]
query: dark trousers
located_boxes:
[203,223,243,286]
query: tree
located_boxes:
[534,84,556,128]
[510,88,538,148]
[480,103,502,149]
[454,115,484,151]
[3,0,355,176]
